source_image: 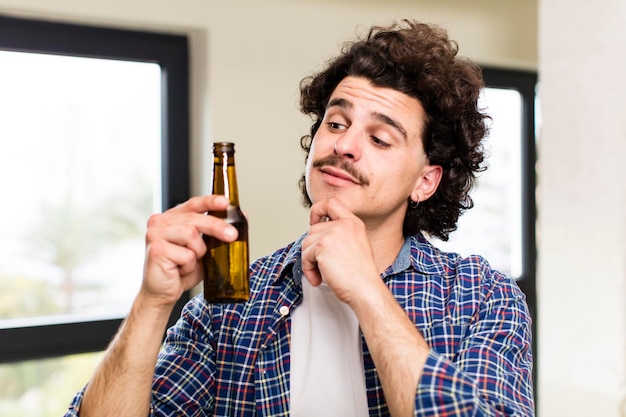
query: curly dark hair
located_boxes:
[298,19,489,241]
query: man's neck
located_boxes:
[366,227,406,274]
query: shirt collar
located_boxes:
[271,232,450,286]
[270,233,306,286]
[386,233,450,276]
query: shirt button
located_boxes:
[279,305,290,316]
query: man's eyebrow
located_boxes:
[326,97,408,141]
[372,112,407,141]
[326,97,352,110]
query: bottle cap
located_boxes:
[213,142,235,153]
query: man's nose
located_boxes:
[333,127,362,160]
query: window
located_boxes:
[0,51,162,322]
[431,67,538,387]
[0,15,190,361]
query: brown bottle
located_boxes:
[202,142,249,303]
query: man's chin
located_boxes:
[309,194,361,215]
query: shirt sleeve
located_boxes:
[64,384,160,417]
[63,386,86,417]
[62,297,215,417]
[151,295,220,416]
[415,262,535,416]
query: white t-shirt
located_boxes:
[289,276,369,416]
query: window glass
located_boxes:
[0,50,161,322]
[431,87,524,278]
[0,351,103,415]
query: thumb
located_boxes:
[302,259,323,287]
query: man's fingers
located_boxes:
[200,216,238,243]
[148,209,238,248]
[301,244,323,287]
[149,224,206,256]
[170,194,231,214]
[145,239,198,277]
[309,198,353,225]
[302,264,323,287]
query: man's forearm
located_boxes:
[351,282,429,417]
[81,295,173,417]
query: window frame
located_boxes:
[482,66,538,391]
[0,15,190,363]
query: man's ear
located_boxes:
[411,165,442,203]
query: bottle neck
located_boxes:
[213,150,239,206]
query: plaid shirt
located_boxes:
[66,233,534,416]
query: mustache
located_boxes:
[311,155,370,186]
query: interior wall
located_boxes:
[538,0,626,415]
[0,0,538,260]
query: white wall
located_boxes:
[538,0,626,415]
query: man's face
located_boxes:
[305,76,440,228]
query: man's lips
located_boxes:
[311,155,369,186]
[319,166,362,185]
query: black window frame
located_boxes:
[482,66,538,395]
[0,15,190,363]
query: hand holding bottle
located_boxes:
[140,194,239,310]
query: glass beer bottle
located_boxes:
[202,142,249,303]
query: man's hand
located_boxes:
[302,197,428,417]
[81,194,238,417]
[301,198,380,306]
[141,195,238,309]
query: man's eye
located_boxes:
[371,136,390,148]
[328,122,345,130]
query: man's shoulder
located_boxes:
[408,233,525,306]
[410,233,506,282]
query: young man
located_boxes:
[67,20,534,416]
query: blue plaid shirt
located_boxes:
[66,233,534,416]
